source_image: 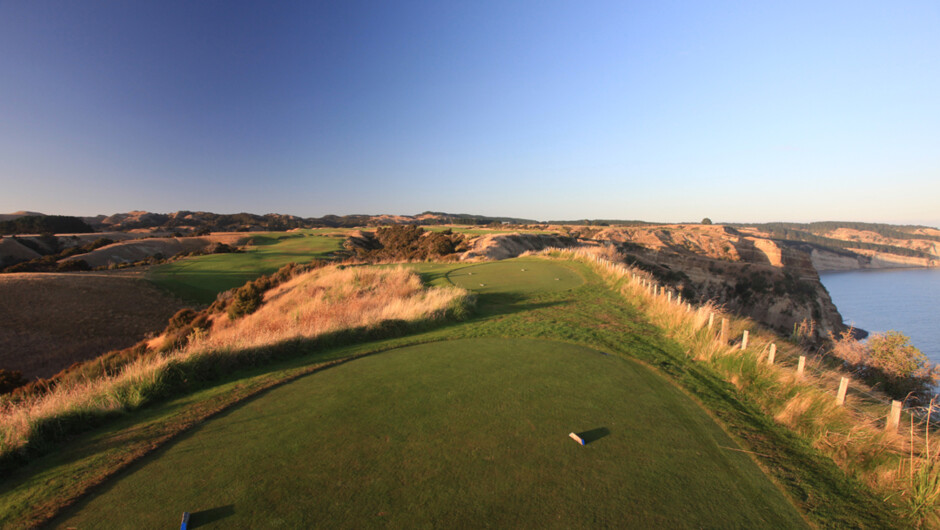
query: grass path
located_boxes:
[54,338,805,528]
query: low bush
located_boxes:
[833,330,938,402]
[0,370,28,395]
[345,225,466,262]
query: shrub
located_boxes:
[0,370,28,395]
[227,284,262,320]
[167,309,198,332]
[866,332,937,400]
[831,330,937,402]
[347,225,465,262]
[56,259,90,272]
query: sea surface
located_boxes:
[820,268,940,364]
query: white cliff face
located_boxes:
[810,249,865,272]
[811,248,939,272]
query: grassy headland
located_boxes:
[0,255,912,527]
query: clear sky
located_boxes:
[1,1,938,225]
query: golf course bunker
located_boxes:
[56,338,804,528]
[445,258,583,294]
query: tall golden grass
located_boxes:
[0,265,468,462]
[542,246,940,524]
[198,266,463,351]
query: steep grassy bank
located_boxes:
[0,266,469,473]
[544,247,938,526]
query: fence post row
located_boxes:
[600,256,907,441]
[887,400,902,432]
[836,377,849,406]
[617,255,904,439]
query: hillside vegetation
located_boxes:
[0,264,469,472]
[0,215,93,235]
[0,254,911,528]
[147,232,343,303]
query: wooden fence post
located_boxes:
[740,330,749,350]
[796,356,806,379]
[720,318,729,343]
[707,313,714,330]
[887,401,902,432]
[667,291,672,303]
[767,343,776,365]
[836,377,849,406]
[677,293,682,304]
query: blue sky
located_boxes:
[1,1,938,225]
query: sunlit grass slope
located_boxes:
[147,232,342,303]
[0,266,467,467]
[55,338,805,529]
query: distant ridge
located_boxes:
[418,211,538,224]
[0,209,542,233]
[0,211,45,222]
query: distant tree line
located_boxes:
[2,238,114,273]
[0,215,94,235]
[546,219,656,227]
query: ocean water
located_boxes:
[819,268,940,364]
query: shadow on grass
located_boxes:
[190,504,235,527]
[577,427,610,445]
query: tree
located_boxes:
[701,218,713,225]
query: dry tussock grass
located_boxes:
[540,246,939,520]
[199,266,461,352]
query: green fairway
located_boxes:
[147,233,342,303]
[444,259,583,294]
[55,338,805,529]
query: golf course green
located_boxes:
[445,260,583,294]
[147,232,343,303]
[55,338,805,528]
